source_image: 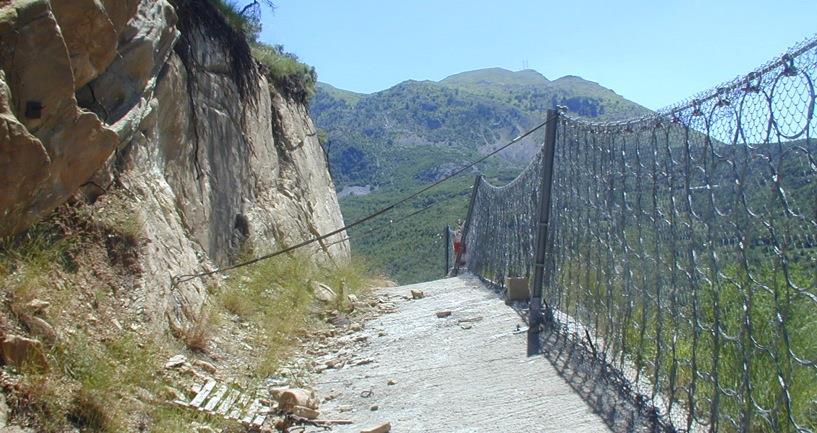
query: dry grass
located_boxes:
[68,389,117,432]
[0,201,376,431]
[0,203,170,432]
[1,330,169,432]
[170,303,221,353]
[217,252,376,377]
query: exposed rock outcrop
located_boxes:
[0,0,350,328]
[0,0,119,235]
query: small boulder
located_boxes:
[193,423,218,433]
[313,282,336,303]
[277,388,318,411]
[24,299,50,314]
[164,354,187,369]
[435,310,452,318]
[329,313,351,327]
[1,335,48,371]
[410,289,424,299]
[193,359,217,374]
[291,405,320,419]
[161,386,185,402]
[360,422,391,433]
[269,386,290,400]
[21,316,57,345]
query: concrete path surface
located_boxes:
[310,275,612,433]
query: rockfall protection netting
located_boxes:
[463,147,545,282]
[462,35,817,432]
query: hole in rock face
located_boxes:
[234,214,250,238]
[25,100,43,119]
[230,214,252,260]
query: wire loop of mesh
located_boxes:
[462,35,817,432]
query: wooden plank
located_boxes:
[217,389,240,415]
[228,394,251,420]
[188,379,216,408]
[241,399,262,424]
[203,385,227,412]
[251,413,267,427]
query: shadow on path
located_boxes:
[473,274,675,433]
[534,328,675,433]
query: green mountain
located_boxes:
[440,67,550,88]
[440,68,647,121]
[313,68,649,188]
[310,68,651,283]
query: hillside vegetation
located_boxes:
[313,68,651,283]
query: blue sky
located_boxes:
[259,1,817,110]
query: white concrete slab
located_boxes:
[311,275,612,433]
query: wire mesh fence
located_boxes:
[463,149,544,284]
[461,35,817,432]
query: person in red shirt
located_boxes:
[453,219,464,265]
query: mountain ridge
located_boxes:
[312,66,651,189]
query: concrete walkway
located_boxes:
[311,275,612,433]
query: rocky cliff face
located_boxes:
[0,0,350,327]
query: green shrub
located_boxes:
[252,42,317,104]
[201,2,316,103]
[209,0,262,40]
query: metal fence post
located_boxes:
[528,109,559,356]
[444,225,450,277]
[453,175,482,276]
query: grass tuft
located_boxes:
[252,42,317,104]
[217,253,373,377]
[67,388,117,432]
[172,304,221,353]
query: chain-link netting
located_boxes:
[462,35,817,432]
[464,148,545,284]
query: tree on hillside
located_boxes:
[235,0,275,22]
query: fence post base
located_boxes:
[527,297,543,356]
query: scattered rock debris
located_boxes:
[360,421,392,433]
[313,282,337,303]
[164,354,187,369]
[435,310,452,318]
[1,335,48,371]
[193,359,217,374]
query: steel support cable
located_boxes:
[323,192,465,248]
[171,119,549,285]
